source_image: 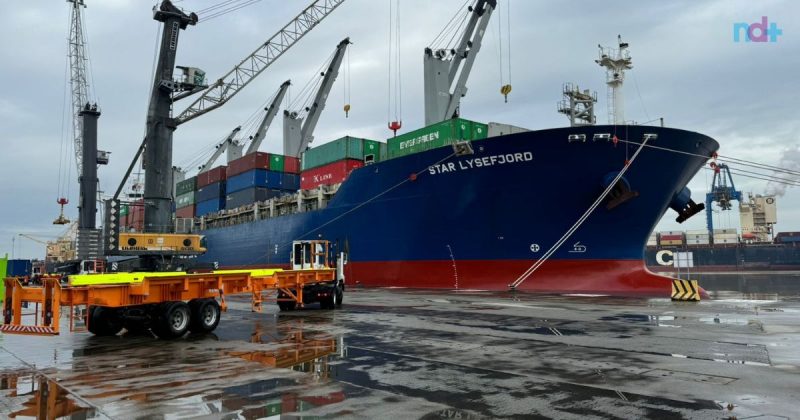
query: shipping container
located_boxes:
[226,188,285,209]
[777,235,800,243]
[713,228,737,235]
[227,170,300,193]
[120,205,129,216]
[659,234,683,241]
[686,229,709,235]
[197,166,227,188]
[7,259,32,277]
[196,181,226,202]
[176,205,195,219]
[659,240,684,246]
[176,176,197,196]
[284,155,300,174]
[686,238,711,245]
[487,122,529,137]
[472,122,488,140]
[176,191,195,209]
[660,230,684,236]
[386,118,483,159]
[713,238,738,244]
[301,159,364,190]
[127,200,144,231]
[196,198,225,217]
[269,154,285,172]
[227,152,271,178]
[363,139,385,164]
[302,136,368,170]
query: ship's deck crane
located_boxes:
[197,126,243,173]
[283,38,350,158]
[423,0,496,125]
[247,80,291,154]
[706,163,743,237]
[107,0,346,268]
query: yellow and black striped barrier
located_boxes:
[671,279,700,301]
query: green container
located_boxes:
[120,205,129,216]
[176,191,195,208]
[387,118,478,159]
[270,154,285,172]
[363,139,384,163]
[0,254,7,303]
[302,136,365,170]
[472,122,488,140]
[176,176,197,196]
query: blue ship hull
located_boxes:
[198,125,718,295]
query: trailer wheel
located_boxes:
[87,306,123,336]
[321,285,340,310]
[153,302,191,339]
[189,299,220,333]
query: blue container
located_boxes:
[227,170,300,193]
[226,188,284,209]
[196,198,225,217]
[7,259,32,277]
[195,181,226,202]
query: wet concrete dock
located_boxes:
[2,275,799,419]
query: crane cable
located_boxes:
[387,0,402,135]
[496,0,512,102]
[343,45,351,117]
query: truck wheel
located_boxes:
[335,286,343,308]
[87,306,123,336]
[153,301,191,339]
[189,299,220,333]
[321,285,339,310]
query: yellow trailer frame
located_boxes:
[1,268,336,336]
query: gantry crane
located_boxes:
[283,38,350,158]
[106,0,346,269]
[247,80,291,154]
[706,163,742,237]
[423,0,496,125]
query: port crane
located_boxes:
[424,0,496,125]
[705,163,742,237]
[283,38,350,157]
[196,126,244,173]
[106,0,346,268]
[247,80,292,154]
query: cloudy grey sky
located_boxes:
[1,0,798,259]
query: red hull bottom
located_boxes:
[347,259,683,297]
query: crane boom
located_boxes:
[283,38,350,158]
[424,0,496,125]
[175,0,346,126]
[67,0,91,174]
[199,126,242,173]
[247,80,291,155]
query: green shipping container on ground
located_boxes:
[176,176,197,196]
[302,136,365,170]
[176,191,195,208]
[270,154,285,172]
[386,118,483,159]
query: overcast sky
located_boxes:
[1,0,798,259]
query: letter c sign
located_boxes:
[656,250,674,266]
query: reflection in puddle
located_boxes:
[0,372,98,419]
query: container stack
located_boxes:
[775,231,800,244]
[175,176,197,218]
[386,118,488,159]
[713,228,738,245]
[658,231,684,247]
[120,199,145,231]
[685,229,710,246]
[196,166,227,217]
[6,259,32,277]
[300,136,384,190]
[225,152,301,210]
[646,233,658,247]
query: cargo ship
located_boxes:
[191,122,718,295]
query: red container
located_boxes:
[128,200,145,231]
[197,165,227,188]
[284,156,300,174]
[300,159,363,190]
[176,205,195,218]
[227,152,270,178]
[660,234,683,241]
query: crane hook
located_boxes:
[344,104,351,118]
[500,84,512,103]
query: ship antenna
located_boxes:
[595,35,633,125]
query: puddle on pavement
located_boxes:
[0,371,100,419]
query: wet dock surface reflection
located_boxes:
[2,274,800,418]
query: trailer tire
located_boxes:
[87,306,123,336]
[321,285,339,310]
[153,301,191,339]
[189,299,220,333]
